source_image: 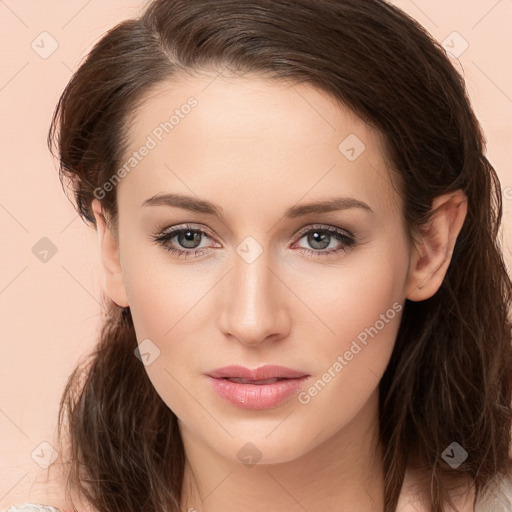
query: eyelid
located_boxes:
[157,222,218,241]
[155,222,355,245]
[292,223,356,241]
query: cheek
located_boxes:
[295,233,408,345]
[293,240,408,414]
[124,270,198,418]
[120,238,207,339]
[119,243,216,411]
[321,264,405,350]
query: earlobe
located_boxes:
[405,190,468,302]
[91,199,129,308]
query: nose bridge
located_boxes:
[232,245,275,320]
[219,241,288,345]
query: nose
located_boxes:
[217,249,291,347]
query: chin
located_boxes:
[212,430,316,466]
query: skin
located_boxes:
[89,71,471,512]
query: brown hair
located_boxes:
[47,0,512,510]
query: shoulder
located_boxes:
[474,471,512,512]
[0,463,75,512]
[0,505,63,512]
[0,448,100,512]
[399,465,512,512]
[397,466,476,511]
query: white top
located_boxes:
[2,474,511,511]
[1,506,61,512]
[474,472,512,511]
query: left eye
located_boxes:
[151,224,356,259]
[293,226,356,255]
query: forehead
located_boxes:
[118,72,402,221]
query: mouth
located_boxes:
[206,365,311,410]
[207,364,309,381]
[221,377,290,385]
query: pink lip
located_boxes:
[207,365,311,410]
[208,364,308,380]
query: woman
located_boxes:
[3,0,511,510]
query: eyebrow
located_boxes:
[141,193,374,218]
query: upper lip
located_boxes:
[208,365,309,380]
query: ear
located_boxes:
[91,199,129,308]
[405,190,468,301]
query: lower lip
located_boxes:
[207,376,310,409]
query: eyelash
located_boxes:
[151,223,357,259]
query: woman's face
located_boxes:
[96,72,416,464]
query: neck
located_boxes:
[179,389,385,512]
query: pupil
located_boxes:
[180,230,201,248]
[309,231,329,250]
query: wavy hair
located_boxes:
[47,0,512,510]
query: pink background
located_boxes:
[1,0,511,506]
